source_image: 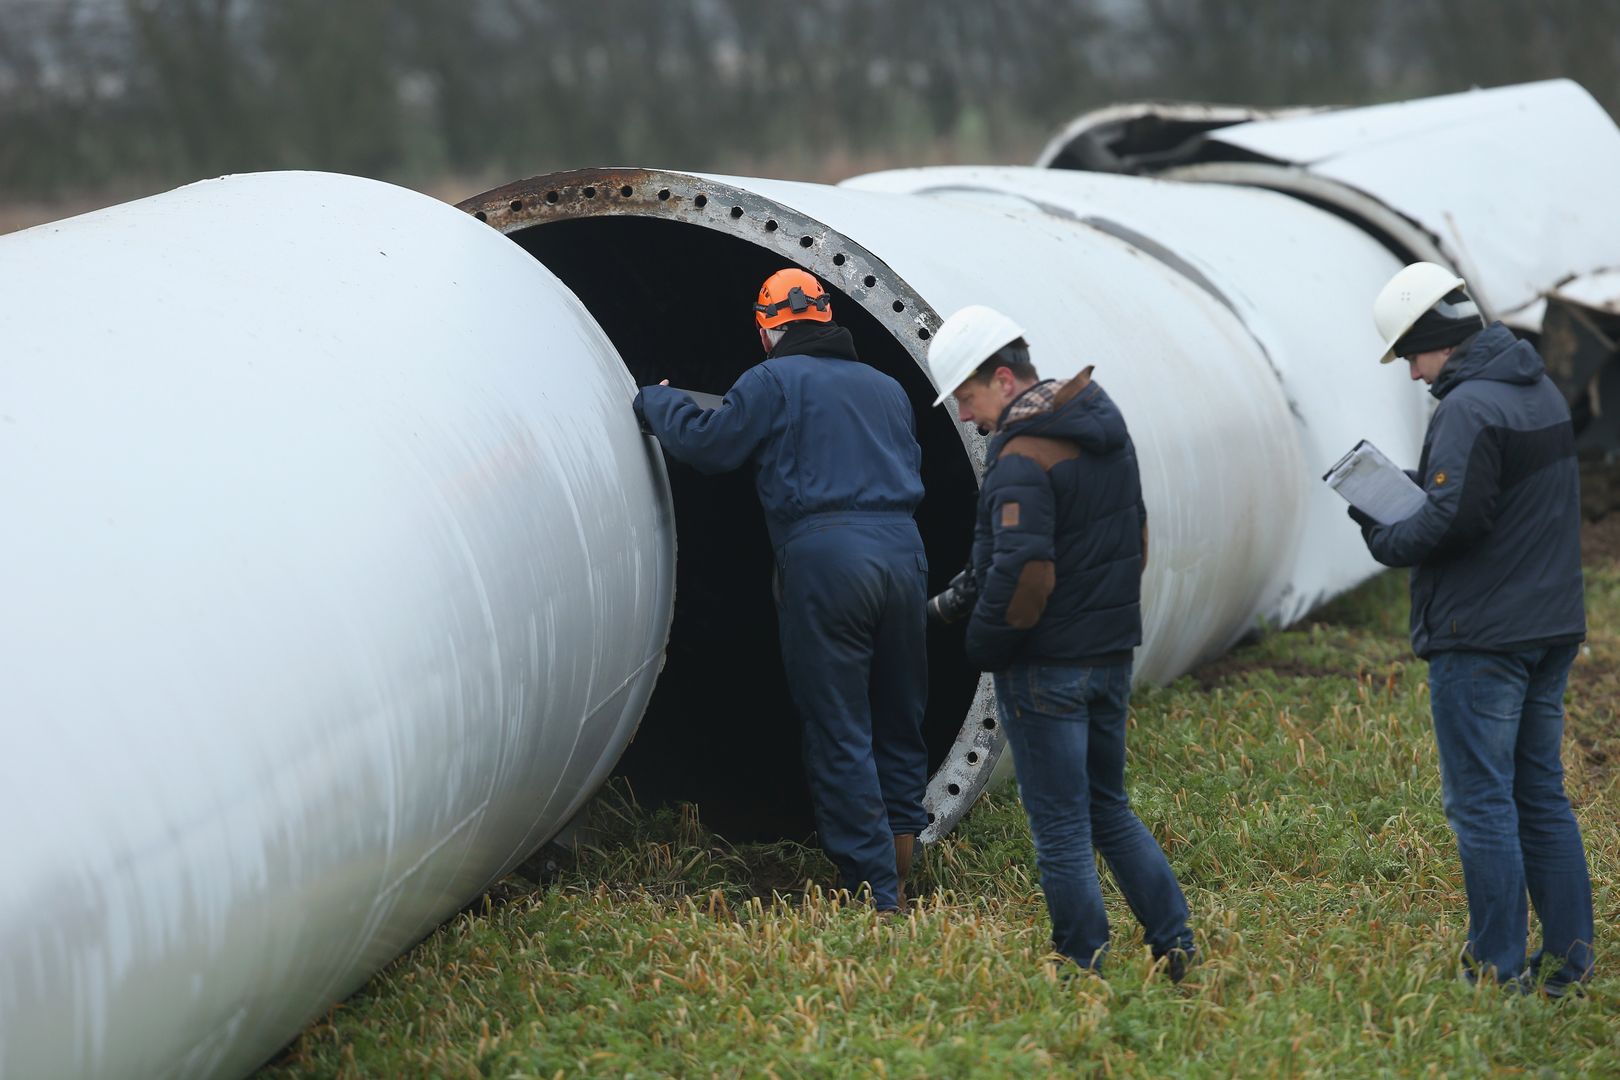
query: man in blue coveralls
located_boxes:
[632,268,930,911]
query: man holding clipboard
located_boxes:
[1343,262,1593,995]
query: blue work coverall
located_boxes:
[633,325,928,908]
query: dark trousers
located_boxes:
[994,661,1192,969]
[776,516,929,909]
[1427,644,1594,988]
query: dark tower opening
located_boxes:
[515,215,980,841]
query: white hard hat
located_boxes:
[926,305,1027,407]
[1372,262,1468,365]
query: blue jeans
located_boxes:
[995,662,1192,970]
[1428,644,1594,988]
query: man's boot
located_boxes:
[894,834,915,908]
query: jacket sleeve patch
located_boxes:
[1006,560,1056,629]
[1000,501,1021,528]
[1433,470,1448,486]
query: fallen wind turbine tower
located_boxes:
[1,80,1616,1080]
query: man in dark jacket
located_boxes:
[1356,262,1592,994]
[633,269,928,911]
[925,304,1194,977]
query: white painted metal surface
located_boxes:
[844,164,1430,626]
[0,172,675,1079]
[691,171,1311,682]
[1195,80,1620,329]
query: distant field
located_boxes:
[0,146,977,238]
[260,524,1620,1078]
[0,139,1024,239]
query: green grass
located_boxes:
[263,554,1620,1078]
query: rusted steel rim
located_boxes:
[460,168,944,353]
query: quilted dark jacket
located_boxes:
[1358,323,1585,657]
[965,371,1146,671]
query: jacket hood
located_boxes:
[768,320,859,362]
[991,368,1126,455]
[1432,322,1544,399]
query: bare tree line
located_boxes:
[0,0,1616,199]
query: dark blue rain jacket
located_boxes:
[966,370,1146,672]
[632,324,924,548]
[1357,323,1585,657]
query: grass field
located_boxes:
[262,525,1620,1078]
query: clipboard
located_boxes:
[1323,439,1428,526]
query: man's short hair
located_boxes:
[965,339,1036,384]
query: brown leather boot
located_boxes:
[894,834,915,908]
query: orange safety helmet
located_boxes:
[754,268,833,329]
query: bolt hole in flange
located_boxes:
[546,190,559,204]
[694,194,709,209]
[730,206,744,219]
[833,253,847,266]
[799,236,814,248]
[620,185,634,198]
[764,219,778,232]
[583,186,597,199]
[509,199,523,213]
[506,210,980,841]
[863,274,877,288]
